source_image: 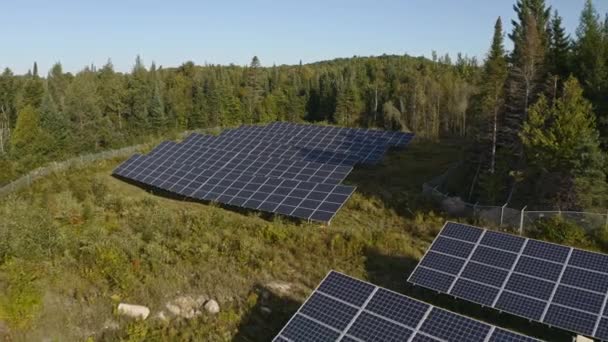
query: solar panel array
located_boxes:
[408,221,608,340]
[275,270,541,342]
[113,122,413,222]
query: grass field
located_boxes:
[0,138,571,341]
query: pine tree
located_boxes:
[47,62,68,112]
[574,0,608,145]
[479,17,508,174]
[22,62,45,109]
[11,105,43,156]
[509,0,551,61]
[521,77,607,209]
[149,81,166,130]
[98,60,126,131]
[503,12,546,157]
[128,55,151,131]
[547,10,571,80]
[0,68,16,154]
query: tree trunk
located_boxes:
[490,104,498,174]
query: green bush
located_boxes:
[531,216,591,247]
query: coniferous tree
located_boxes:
[22,62,45,109]
[547,10,571,81]
[479,17,508,174]
[574,0,608,145]
[521,77,607,209]
[11,105,47,161]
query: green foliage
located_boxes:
[521,77,607,209]
[0,259,42,329]
[530,216,591,247]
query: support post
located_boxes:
[500,203,507,226]
[519,205,527,236]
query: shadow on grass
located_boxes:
[364,248,573,342]
[232,284,301,342]
[112,174,311,226]
[346,139,465,220]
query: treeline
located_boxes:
[468,0,608,210]
[0,52,478,182]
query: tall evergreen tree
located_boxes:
[478,17,508,174]
[521,77,607,209]
[574,0,608,145]
[547,10,571,81]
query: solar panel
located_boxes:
[114,154,355,223]
[138,138,353,185]
[113,123,414,223]
[274,270,541,342]
[408,221,608,340]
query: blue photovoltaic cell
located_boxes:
[346,311,413,342]
[299,293,358,330]
[449,278,499,306]
[543,305,596,337]
[420,308,491,341]
[441,222,483,243]
[276,271,540,342]
[514,256,563,281]
[471,246,517,270]
[280,314,340,342]
[490,329,541,342]
[410,334,443,342]
[408,267,454,293]
[481,231,526,253]
[505,273,554,301]
[595,317,608,341]
[495,291,546,321]
[419,252,465,275]
[569,249,608,274]
[523,240,570,263]
[408,221,608,340]
[551,285,604,314]
[429,236,474,259]
[461,262,508,287]
[561,266,608,293]
[365,288,429,327]
[317,272,375,307]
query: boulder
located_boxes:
[117,303,150,320]
[204,299,220,314]
[165,295,211,319]
[441,196,466,215]
[266,281,292,295]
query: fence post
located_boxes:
[519,205,527,236]
[500,203,507,226]
[473,202,478,219]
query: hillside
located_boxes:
[0,137,574,341]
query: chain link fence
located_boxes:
[0,144,148,197]
[423,165,608,234]
[0,128,228,198]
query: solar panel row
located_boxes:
[113,123,412,222]
[114,153,355,222]
[408,221,608,340]
[274,271,541,342]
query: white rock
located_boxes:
[117,303,150,320]
[266,281,292,295]
[204,299,220,314]
[165,303,181,316]
[155,311,169,322]
[260,306,272,315]
[165,295,206,319]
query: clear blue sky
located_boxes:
[1,0,607,75]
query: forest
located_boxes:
[0,0,607,211]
